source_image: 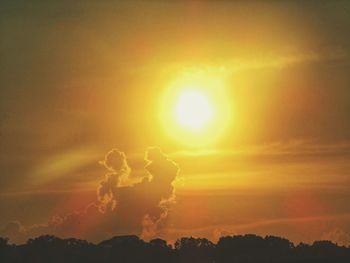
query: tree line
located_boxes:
[1,234,349,262]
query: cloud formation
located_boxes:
[95,147,179,239]
[97,149,131,212]
[322,228,350,247]
[1,147,180,243]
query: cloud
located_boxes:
[149,48,349,77]
[0,220,54,244]
[173,140,350,159]
[0,221,25,242]
[322,228,350,246]
[96,147,179,240]
[97,149,131,213]
[166,213,350,245]
[1,147,180,243]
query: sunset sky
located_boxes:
[1,1,350,245]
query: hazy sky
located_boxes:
[1,0,350,245]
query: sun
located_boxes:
[160,70,232,147]
[174,89,214,131]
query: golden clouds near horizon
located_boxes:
[160,70,232,147]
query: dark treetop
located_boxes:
[1,234,349,263]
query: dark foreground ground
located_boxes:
[1,234,349,263]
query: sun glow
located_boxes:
[160,70,232,147]
[174,89,214,131]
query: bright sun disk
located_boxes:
[160,71,231,147]
[174,89,214,131]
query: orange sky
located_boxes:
[0,0,350,245]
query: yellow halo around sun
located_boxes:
[160,71,231,147]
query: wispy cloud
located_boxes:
[167,213,350,245]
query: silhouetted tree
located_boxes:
[0,237,11,262]
[148,238,175,263]
[175,237,215,263]
[0,234,349,263]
